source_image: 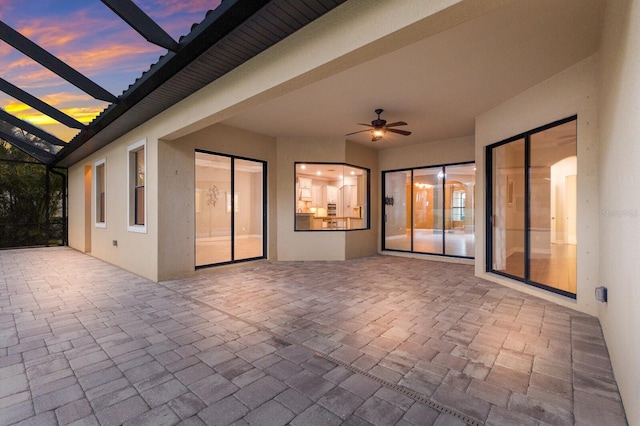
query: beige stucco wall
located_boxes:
[597,0,640,422]
[475,55,599,315]
[379,135,475,172]
[67,128,159,281]
[157,124,277,281]
[276,137,347,261]
[345,141,379,260]
[67,164,87,252]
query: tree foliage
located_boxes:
[0,141,66,248]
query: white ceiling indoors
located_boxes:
[221,0,605,149]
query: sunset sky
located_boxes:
[0,0,222,141]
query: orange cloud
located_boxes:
[3,64,63,91]
[2,95,106,125]
[16,10,121,52]
[0,41,12,56]
[19,24,79,49]
[60,107,105,124]
[41,92,96,107]
[2,100,32,114]
[38,123,80,142]
[59,42,159,76]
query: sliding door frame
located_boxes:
[485,115,577,299]
[195,149,267,269]
[382,161,475,259]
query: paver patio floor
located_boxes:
[0,248,628,425]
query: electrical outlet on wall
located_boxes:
[595,286,607,303]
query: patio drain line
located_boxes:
[158,282,483,426]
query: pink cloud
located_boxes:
[136,0,222,37]
[0,0,14,20]
[18,24,80,49]
[41,92,96,108]
[141,0,221,19]
[0,41,12,56]
[59,42,160,76]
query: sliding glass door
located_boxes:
[488,117,577,297]
[383,162,475,258]
[491,139,526,279]
[195,151,266,268]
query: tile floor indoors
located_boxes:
[0,247,628,426]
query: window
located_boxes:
[195,150,266,268]
[487,116,577,297]
[452,190,465,222]
[294,163,369,231]
[382,162,475,258]
[94,158,106,228]
[128,139,146,233]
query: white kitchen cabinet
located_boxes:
[312,185,325,208]
[356,175,365,206]
[339,185,358,216]
[327,186,338,203]
[298,177,312,201]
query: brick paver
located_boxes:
[0,247,629,425]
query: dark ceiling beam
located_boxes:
[0,21,118,103]
[0,78,86,130]
[101,0,179,52]
[0,109,66,146]
[0,128,55,164]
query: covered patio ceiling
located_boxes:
[221,0,605,149]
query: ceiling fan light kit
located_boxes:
[345,108,412,142]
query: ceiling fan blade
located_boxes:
[357,123,374,128]
[388,128,412,136]
[345,129,371,136]
[385,121,408,127]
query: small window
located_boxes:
[294,163,369,231]
[128,139,146,233]
[452,190,465,222]
[94,158,106,228]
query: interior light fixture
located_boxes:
[371,129,386,141]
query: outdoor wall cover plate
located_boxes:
[595,286,608,303]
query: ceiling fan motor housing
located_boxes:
[372,119,387,128]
